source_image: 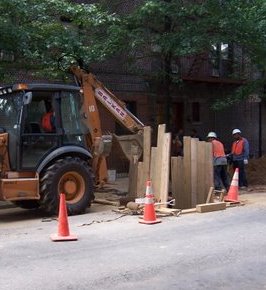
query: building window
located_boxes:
[210,43,233,77]
[192,102,200,123]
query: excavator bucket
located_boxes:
[113,134,143,161]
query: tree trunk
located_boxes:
[163,53,172,131]
[163,3,173,131]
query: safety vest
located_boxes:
[212,139,225,157]
[41,111,54,132]
[231,138,244,155]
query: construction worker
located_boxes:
[41,102,55,133]
[191,128,202,140]
[207,132,229,192]
[230,128,249,189]
[172,134,183,156]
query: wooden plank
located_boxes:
[159,132,171,206]
[155,207,181,216]
[93,198,120,207]
[190,138,198,207]
[171,156,178,205]
[183,136,192,208]
[197,141,206,204]
[176,156,184,209]
[206,186,214,203]
[226,201,243,207]
[171,156,185,209]
[205,142,214,202]
[127,154,139,198]
[181,208,197,214]
[142,126,152,194]
[153,124,166,201]
[196,202,226,213]
[150,147,157,197]
[136,162,144,197]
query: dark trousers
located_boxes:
[214,165,230,191]
[232,160,248,187]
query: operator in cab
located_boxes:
[41,101,56,133]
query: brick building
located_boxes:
[83,1,263,158]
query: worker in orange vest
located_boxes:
[41,106,55,133]
[230,129,249,189]
[207,132,229,192]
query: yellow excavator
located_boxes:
[0,59,144,215]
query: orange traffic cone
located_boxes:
[139,180,161,225]
[50,193,78,241]
[224,168,239,202]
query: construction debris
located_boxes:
[106,124,251,220]
[93,198,120,207]
[181,208,197,214]
[126,201,142,211]
[246,155,266,185]
[155,207,181,217]
[196,202,226,213]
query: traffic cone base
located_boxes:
[50,193,78,242]
[139,180,161,225]
[139,217,161,225]
[224,168,239,202]
[50,233,78,242]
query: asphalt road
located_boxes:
[0,194,266,290]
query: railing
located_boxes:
[179,55,252,82]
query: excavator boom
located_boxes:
[69,65,144,185]
[70,66,144,133]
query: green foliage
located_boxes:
[212,80,265,110]
[103,0,266,108]
[0,0,119,79]
[0,0,266,110]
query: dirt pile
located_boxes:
[247,156,266,185]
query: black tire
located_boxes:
[40,157,94,215]
[12,200,40,210]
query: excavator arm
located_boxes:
[69,65,144,186]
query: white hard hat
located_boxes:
[207,132,217,138]
[232,129,241,135]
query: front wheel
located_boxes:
[40,157,94,215]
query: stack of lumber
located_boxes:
[128,125,214,211]
[171,136,213,209]
[129,125,171,205]
[136,124,171,205]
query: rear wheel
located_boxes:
[40,157,94,215]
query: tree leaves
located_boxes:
[0,0,266,108]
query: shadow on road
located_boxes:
[0,207,56,224]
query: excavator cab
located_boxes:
[0,58,145,215]
[0,84,94,215]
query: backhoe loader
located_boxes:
[0,64,144,215]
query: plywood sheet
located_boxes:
[205,142,214,201]
[136,161,144,197]
[190,138,198,207]
[171,156,185,209]
[150,147,158,199]
[183,136,192,208]
[154,124,166,201]
[142,126,151,194]
[159,132,171,206]
[197,141,206,204]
